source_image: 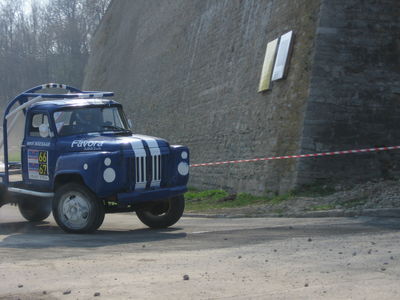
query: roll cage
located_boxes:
[1,83,114,185]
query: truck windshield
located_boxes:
[54,106,131,136]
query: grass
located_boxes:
[339,197,367,208]
[309,204,336,211]
[0,152,21,163]
[184,182,339,212]
[8,152,21,162]
[185,188,293,211]
[308,198,367,212]
[185,189,229,202]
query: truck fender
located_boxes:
[53,151,122,196]
[53,171,89,191]
[53,152,105,193]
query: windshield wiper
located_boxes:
[102,125,131,133]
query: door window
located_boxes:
[29,113,50,138]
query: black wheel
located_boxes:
[136,195,185,228]
[18,196,52,222]
[53,183,105,233]
[0,184,7,208]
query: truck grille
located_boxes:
[134,154,162,189]
[151,154,161,186]
[135,156,146,189]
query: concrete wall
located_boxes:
[298,0,400,185]
[84,0,320,195]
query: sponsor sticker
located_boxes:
[26,141,51,147]
[28,149,49,181]
[71,140,104,150]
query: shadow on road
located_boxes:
[0,217,399,252]
[0,220,187,249]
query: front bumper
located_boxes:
[117,185,187,205]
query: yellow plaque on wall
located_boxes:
[258,38,278,92]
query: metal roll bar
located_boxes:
[1,83,114,184]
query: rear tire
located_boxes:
[136,195,185,228]
[18,196,52,222]
[53,183,105,233]
[0,184,7,208]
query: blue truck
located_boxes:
[0,84,189,233]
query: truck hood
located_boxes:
[58,134,170,153]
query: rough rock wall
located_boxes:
[84,0,320,194]
[298,0,400,185]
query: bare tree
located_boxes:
[0,0,111,107]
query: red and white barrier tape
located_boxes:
[190,145,400,168]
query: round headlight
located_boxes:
[104,157,111,166]
[181,151,188,159]
[178,162,189,176]
[103,168,116,183]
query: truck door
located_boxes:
[22,111,56,190]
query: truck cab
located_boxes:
[0,84,189,233]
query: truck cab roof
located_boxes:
[30,98,121,112]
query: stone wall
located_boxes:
[84,0,320,194]
[84,0,400,194]
[298,0,400,185]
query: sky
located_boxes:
[22,0,48,14]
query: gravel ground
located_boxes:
[1,206,400,299]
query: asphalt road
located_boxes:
[0,205,399,299]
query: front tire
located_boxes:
[136,195,185,228]
[18,196,52,222]
[53,183,105,233]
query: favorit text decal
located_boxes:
[71,140,104,150]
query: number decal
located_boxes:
[28,150,49,181]
[39,164,48,175]
[39,151,47,163]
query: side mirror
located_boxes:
[128,119,133,129]
[39,124,50,138]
